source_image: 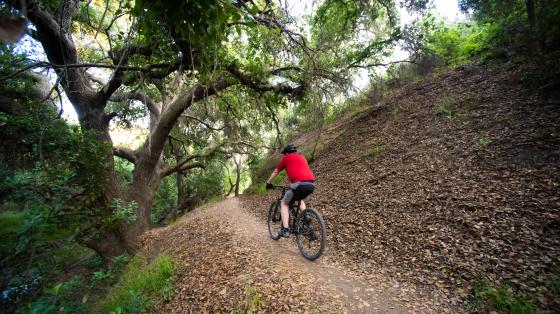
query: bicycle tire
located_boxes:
[267,201,282,240]
[295,207,326,261]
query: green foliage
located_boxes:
[420,16,494,66]
[98,254,175,313]
[114,158,134,189]
[252,183,268,195]
[546,275,560,297]
[459,0,560,59]
[435,101,454,120]
[470,281,537,314]
[0,124,110,257]
[133,0,248,76]
[0,211,24,255]
[183,160,228,206]
[546,261,560,297]
[434,93,476,123]
[271,171,287,185]
[232,283,264,314]
[434,94,464,121]
[151,174,178,223]
[25,275,88,314]
[109,199,138,224]
[23,253,130,314]
[0,49,113,312]
[479,133,491,146]
[90,254,131,285]
[366,143,384,159]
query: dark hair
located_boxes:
[281,144,297,155]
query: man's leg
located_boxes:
[299,200,306,210]
[280,188,294,232]
[280,201,289,229]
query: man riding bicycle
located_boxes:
[266,144,316,237]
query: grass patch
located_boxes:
[0,211,24,254]
[479,132,491,146]
[435,93,476,121]
[547,275,560,297]
[232,283,264,314]
[391,105,401,121]
[0,211,24,234]
[349,104,370,117]
[97,254,175,313]
[249,183,267,195]
[468,281,537,314]
[547,261,560,297]
[365,143,384,159]
[435,96,457,120]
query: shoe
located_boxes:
[279,227,290,238]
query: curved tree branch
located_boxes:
[227,64,305,97]
[111,92,161,117]
[182,114,225,131]
[113,147,137,163]
[148,77,233,164]
[160,142,226,177]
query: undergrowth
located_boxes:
[468,281,537,314]
[97,254,175,313]
[231,283,264,314]
[434,93,475,121]
[365,143,384,159]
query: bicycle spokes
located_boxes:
[295,208,326,261]
[300,225,317,241]
[273,209,281,222]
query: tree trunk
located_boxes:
[234,157,241,196]
[525,0,542,55]
[176,171,187,210]
[81,228,127,261]
[74,101,134,261]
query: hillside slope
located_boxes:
[243,63,560,310]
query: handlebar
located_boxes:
[273,185,291,190]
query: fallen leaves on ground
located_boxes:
[243,63,560,312]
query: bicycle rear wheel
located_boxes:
[295,207,326,261]
[267,201,282,240]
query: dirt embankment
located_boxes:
[242,63,560,311]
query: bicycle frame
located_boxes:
[268,185,327,261]
[274,186,303,231]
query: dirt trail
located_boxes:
[144,198,448,313]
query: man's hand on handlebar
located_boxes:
[266,183,274,190]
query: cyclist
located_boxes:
[266,144,316,237]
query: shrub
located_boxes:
[232,283,264,314]
[366,143,384,159]
[97,254,175,313]
[470,282,537,314]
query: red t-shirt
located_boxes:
[276,153,316,183]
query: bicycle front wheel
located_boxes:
[295,207,326,261]
[267,201,282,240]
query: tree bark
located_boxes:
[234,157,241,197]
[525,0,542,55]
[176,171,188,210]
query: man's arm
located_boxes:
[266,169,280,185]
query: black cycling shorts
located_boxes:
[282,181,315,204]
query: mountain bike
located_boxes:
[267,185,327,261]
